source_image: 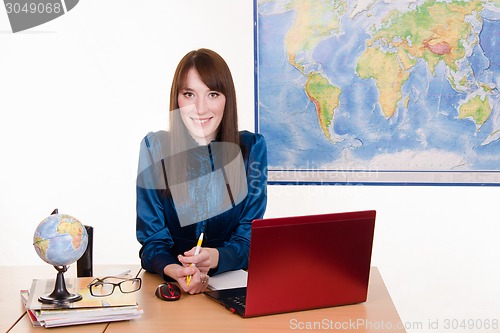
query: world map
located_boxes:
[256,0,500,184]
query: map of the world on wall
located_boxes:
[255,0,500,185]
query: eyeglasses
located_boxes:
[87,276,142,297]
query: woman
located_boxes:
[136,49,267,294]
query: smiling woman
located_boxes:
[177,68,226,145]
[135,48,268,296]
[170,49,240,148]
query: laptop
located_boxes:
[204,210,376,317]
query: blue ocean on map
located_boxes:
[257,1,500,180]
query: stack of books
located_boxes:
[21,276,143,328]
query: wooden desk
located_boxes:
[6,266,405,332]
[109,267,406,333]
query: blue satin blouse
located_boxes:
[136,131,267,279]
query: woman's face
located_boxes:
[178,68,226,145]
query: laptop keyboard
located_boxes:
[228,295,246,309]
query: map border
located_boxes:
[253,0,500,186]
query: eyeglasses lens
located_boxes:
[90,282,115,296]
[120,279,141,293]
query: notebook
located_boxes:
[203,210,376,317]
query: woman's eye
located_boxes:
[209,92,220,98]
[183,92,194,98]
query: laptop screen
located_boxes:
[244,210,376,317]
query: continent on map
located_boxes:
[459,95,492,128]
[33,237,49,257]
[58,219,84,249]
[357,47,410,118]
[305,72,340,140]
[284,0,345,72]
[281,0,346,142]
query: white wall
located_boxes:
[1,2,499,332]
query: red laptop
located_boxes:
[204,210,376,317]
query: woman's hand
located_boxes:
[178,247,211,274]
[163,247,220,294]
[179,247,220,274]
[163,263,209,294]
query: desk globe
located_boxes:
[33,211,88,304]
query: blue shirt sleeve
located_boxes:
[136,132,179,279]
[136,186,178,279]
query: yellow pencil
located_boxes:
[186,232,204,286]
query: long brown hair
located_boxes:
[163,49,244,207]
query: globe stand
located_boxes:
[39,265,82,304]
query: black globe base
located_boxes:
[39,265,82,304]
